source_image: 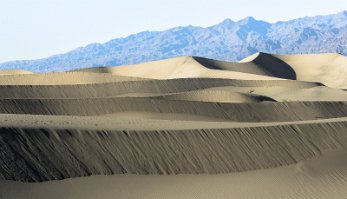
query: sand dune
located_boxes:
[0,53,347,199]
[274,53,347,88]
[75,56,284,80]
[0,78,320,99]
[1,121,347,182]
[242,52,347,88]
[0,98,346,122]
[75,52,347,88]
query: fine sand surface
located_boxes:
[0,52,347,199]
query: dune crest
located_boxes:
[73,52,347,88]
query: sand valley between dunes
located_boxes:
[1,52,347,199]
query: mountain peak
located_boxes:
[237,16,257,25]
[339,10,347,17]
[219,18,234,26]
[212,18,235,28]
[209,18,235,32]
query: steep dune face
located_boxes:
[0,53,347,198]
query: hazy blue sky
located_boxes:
[1,0,347,62]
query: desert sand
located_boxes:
[0,52,347,199]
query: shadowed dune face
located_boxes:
[1,122,347,182]
[0,53,347,198]
[251,53,297,79]
[194,53,297,80]
[0,99,346,122]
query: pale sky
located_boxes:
[1,0,347,62]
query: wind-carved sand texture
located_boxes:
[1,53,347,199]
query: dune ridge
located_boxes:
[74,52,347,88]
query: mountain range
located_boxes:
[1,11,347,72]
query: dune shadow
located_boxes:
[252,53,297,80]
[193,54,297,80]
